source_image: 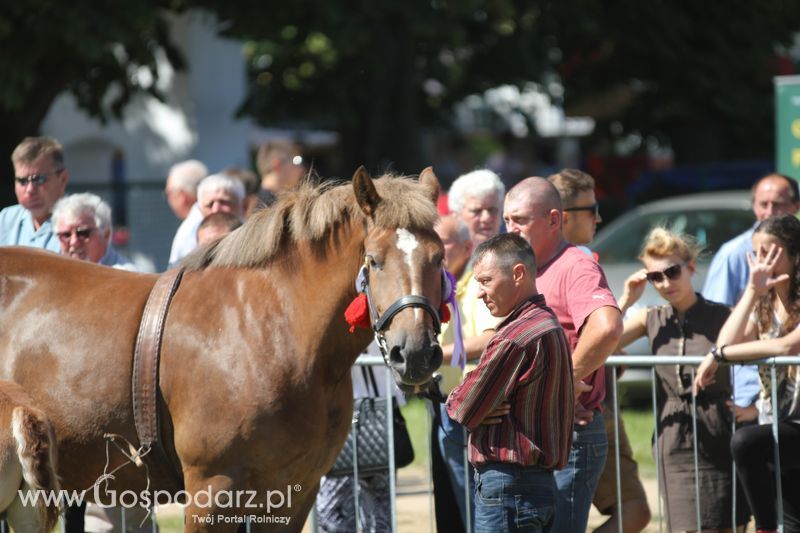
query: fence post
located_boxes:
[612,368,623,533]
[689,367,702,531]
[770,362,784,532]
[651,366,664,533]
[385,366,398,533]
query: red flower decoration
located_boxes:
[441,303,451,323]
[344,294,371,333]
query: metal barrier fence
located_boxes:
[307,355,799,533]
[30,354,794,532]
[606,355,800,533]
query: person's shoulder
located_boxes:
[545,244,598,274]
[0,204,24,221]
[716,228,753,256]
[508,301,562,338]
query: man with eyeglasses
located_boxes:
[549,169,652,533]
[0,136,68,252]
[548,169,602,247]
[504,176,623,533]
[51,193,137,271]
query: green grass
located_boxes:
[618,408,657,479]
[400,397,434,468]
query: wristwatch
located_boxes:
[710,345,727,362]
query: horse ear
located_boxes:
[418,167,440,204]
[353,165,382,218]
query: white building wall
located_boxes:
[39,9,250,270]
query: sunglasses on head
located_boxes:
[645,263,683,283]
[56,227,94,243]
[563,203,599,216]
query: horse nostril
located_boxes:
[389,345,405,367]
[430,344,443,370]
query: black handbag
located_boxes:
[328,367,414,476]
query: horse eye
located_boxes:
[367,255,381,269]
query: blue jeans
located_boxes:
[437,403,475,527]
[473,463,556,532]
[552,412,608,533]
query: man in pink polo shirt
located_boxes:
[504,176,623,533]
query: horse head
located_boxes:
[353,166,445,390]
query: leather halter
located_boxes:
[357,259,441,359]
[131,267,185,487]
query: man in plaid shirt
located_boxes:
[447,233,574,532]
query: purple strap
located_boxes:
[443,270,466,369]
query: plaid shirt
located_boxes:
[446,294,574,469]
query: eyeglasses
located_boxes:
[56,227,95,243]
[645,263,683,284]
[563,203,600,217]
[14,170,62,187]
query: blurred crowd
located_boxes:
[1,135,798,533]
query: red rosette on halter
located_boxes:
[344,293,371,333]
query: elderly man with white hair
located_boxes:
[52,193,137,271]
[447,169,505,247]
[168,172,245,267]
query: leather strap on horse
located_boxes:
[132,267,184,484]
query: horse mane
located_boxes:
[182,173,439,271]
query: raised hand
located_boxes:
[620,269,648,310]
[747,243,789,296]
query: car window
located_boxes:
[594,209,754,263]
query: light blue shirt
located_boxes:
[0,204,60,253]
[702,225,760,407]
[100,246,139,272]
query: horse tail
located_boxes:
[12,405,61,530]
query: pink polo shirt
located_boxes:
[536,244,619,411]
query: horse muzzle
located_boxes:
[387,337,443,386]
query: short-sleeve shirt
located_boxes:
[0,204,60,253]
[536,243,619,410]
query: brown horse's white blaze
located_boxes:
[355,167,444,386]
[0,381,60,533]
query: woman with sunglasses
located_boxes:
[617,227,746,532]
[695,215,800,533]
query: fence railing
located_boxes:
[309,355,799,533]
[605,355,800,533]
[63,355,795,533]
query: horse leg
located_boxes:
[182,471,246,533]
[5,405,60,533]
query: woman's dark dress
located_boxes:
[646,294,748,531]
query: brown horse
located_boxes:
[0,380,60,532]
[0,167,444,531]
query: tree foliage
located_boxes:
[0,0,184,205]
[207,0,800,170]
[0,0,798,208]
